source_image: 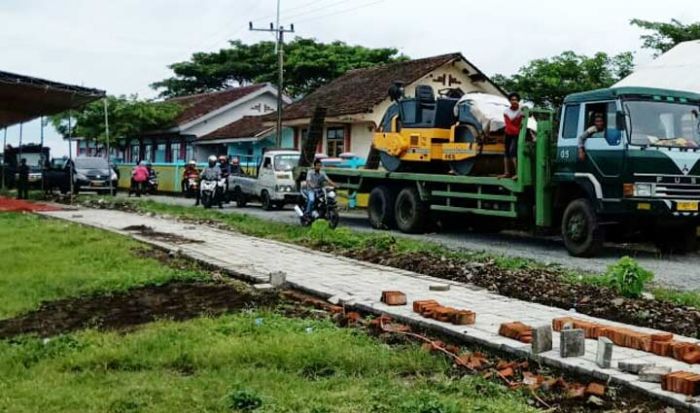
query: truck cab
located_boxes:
[229,150,300,210]
[554,87,700,255]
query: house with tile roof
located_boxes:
[118,83,291,164]
[271,52,505,160]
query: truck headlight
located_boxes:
[634,183,653,197]
[75,172,88,181]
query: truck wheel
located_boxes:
[368,185,396,229]
[261,190,272,211]
[654,225,698,254]
[394,186,428,234]
[561,198,604,257]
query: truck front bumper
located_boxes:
[272,192,301,203]
[603,198,700,219]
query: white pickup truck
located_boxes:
[228,150,301,210]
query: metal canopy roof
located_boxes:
[0,70,105,128]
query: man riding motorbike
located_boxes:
[199,155,223,208]
[182,160,199,190]
[304,159,337,216]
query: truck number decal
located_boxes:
[559,149,570,160]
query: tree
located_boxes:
[51,96,182,145]
[151,38,407,98]
[630,18,700,55]
[492,51,634,108]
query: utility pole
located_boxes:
[250,0,294,148]
[104,98,113,196]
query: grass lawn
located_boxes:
[0,212,204,318]
[0,209,535,412]
[0,313,535,413]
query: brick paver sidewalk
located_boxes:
[41,208,700,411]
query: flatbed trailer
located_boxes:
[323,108,556,233]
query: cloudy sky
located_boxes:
[2,0,699,155]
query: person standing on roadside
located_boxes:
[17,158,29,199]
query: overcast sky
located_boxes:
[2,0,699,156]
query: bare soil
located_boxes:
[122,224,204,244]
[0,282,275,338]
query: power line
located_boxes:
[293,0,385,24]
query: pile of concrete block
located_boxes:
[498,322,533,343]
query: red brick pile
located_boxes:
[662,372,700,396]
[498,322,533,343]
[412,300,476,325]
[553,317,700,364]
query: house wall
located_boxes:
[225,128,294,165]
[182,94,279,138]
[349,123,373,158]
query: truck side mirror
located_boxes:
[616,111,626,131]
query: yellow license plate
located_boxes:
[91,181,105,187]
[676,201,699,211]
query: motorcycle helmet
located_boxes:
[208,155,217,167]
[188,160,196,166]
[218,155,227,164]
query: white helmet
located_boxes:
[188,160,196,166]
[207,155,217,163]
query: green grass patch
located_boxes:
[0,213,206,318]
[0,312,535,413]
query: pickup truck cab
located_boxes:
[229,150,300,210]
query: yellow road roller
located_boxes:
[372,84,510,175]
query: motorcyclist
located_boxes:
[130,161,149,197]
[181,160,199,192]
[230,157,243,176]
[304,159,336,215]
[200,155,223,208]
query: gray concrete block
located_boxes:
[638,366,671,383]
[532,325,553,354]
[253,283,274,290]
[429,284,450,291]
[596,337,613,368]
[618,361,655,374]
[269,271,287,287]
[560,329,585,358]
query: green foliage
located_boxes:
[602,256,654,298]
[227,389,262,411]
[0,213,204,317]
[151,38,408,98]
[50,95,182,144]
[631,18,700,55]
[492,51,634,108]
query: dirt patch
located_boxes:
[122,225,204,244]
[0,282,276,338]
[339,247,700,339]
[0,196,63,213]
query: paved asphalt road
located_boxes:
[122,194,700,291]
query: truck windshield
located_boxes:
[625,100,700,148]
[274,155,298,171]
[18,153,46,169]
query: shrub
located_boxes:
[227,389,263,411]
[603,256,654,298]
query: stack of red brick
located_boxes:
[498,322,533,343]
[553,317,700,364]
[662,372,700,396]
[413,300,476,325]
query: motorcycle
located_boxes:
[183,175,199,198]
[200,177,226,209]
[294,186,339,229]
[145,171,159,195]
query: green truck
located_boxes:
[321,87,700,257]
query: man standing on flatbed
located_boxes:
[501,93,523,179]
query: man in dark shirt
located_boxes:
[17,158,29,199]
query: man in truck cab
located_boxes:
[304,159,337,215]
[577,113,606,161]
